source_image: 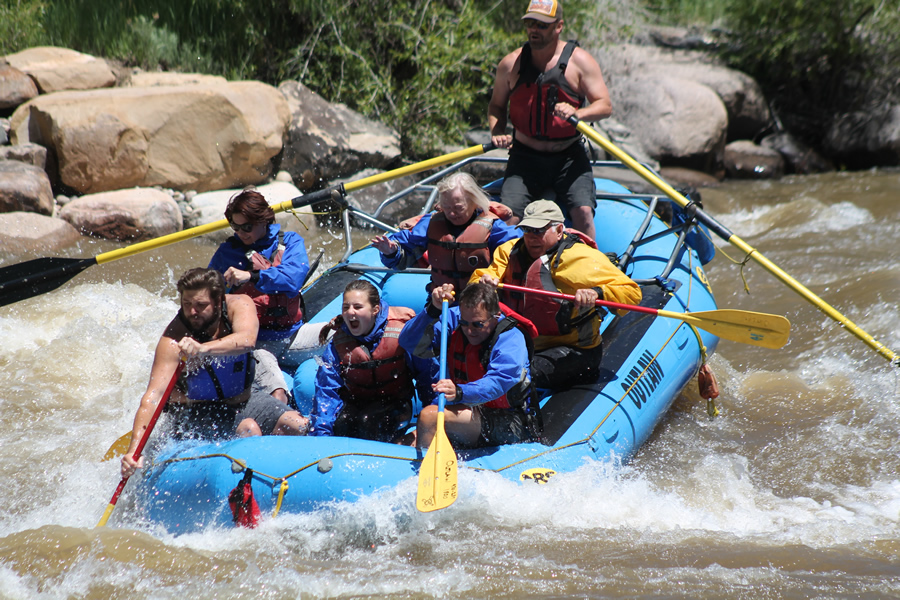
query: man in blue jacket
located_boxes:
[400,282,540,449]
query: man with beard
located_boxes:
[488,0,612,241]
[121,268,307,478]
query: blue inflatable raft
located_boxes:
[134,159,720,533]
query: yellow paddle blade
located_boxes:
[102,432,132,462]
[661,308,791,349]
[416,413,458,512]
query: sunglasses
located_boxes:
[520,223,554,235]
[524,19,556,30]
[459,315,499,330]
[229,220,257,233]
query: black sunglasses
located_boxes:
[459,315,499,329]
[524,19,556,30]
[229,220,257,233]
[520,223,553,235]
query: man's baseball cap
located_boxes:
[522,0,562,23]
[519,200,564,229]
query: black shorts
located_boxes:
[501,141,596,219]
[165,388,291,440]
[474,406,533,448]
[333,398,413,443]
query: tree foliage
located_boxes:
[718,0,900,143]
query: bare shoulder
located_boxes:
[225,293,255,314]
[570,46,602,72]
[498,46,524,74]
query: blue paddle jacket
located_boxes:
[208,223,310,341]
[310,301,435,437]
[399,303,531,407]
[380,211,520,272]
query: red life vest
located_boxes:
[448,305,537,410]
[499,231,601,347]
[332,306,416,405]
[508,41,584,141]
[427,211,497,293]
[233,232,304,331]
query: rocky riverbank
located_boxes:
[1,31,897,250]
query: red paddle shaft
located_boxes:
[97,361,184,526]
[498,283,652,314]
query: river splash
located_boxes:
[0,170,899,598]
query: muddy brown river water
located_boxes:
[0,168,898,598]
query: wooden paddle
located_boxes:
[416,298,458,512]
[97,360,185,527]
[497,282,791,349]
[570,117,898,365]
[0,143,493,308]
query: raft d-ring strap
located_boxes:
[738,250,756,294]
[685,323,719,418]
[272,479,289,518]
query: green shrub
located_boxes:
[0,0,49,56]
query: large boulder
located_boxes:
[0,211,81,252]
[0,142,47,169]
[0,160,54,215]
[58,188,182,241]
[824,105,900,169]
[760,131,834,174]
[278,81,401,190]
[598,44,770,141]
[724,140,784,179]
[9,81,290,193]
[123,71,229,88]
[608,75,728,173]
[4,47,115,93]
[0,63,39,111]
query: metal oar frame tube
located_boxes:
[570,117,898,365]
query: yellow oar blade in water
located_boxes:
[102,432,132,462]
[416,298,458,512]
[416,411,458,512]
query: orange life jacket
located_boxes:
[331,306,416,405]
[427,211,497,293]
[499,231,601,346]
[233,232,304,331]
[448,305,537,410]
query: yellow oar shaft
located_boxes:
[575,120,898,364]
[95,218,232,264]
[725,235,896,361]
[345,144,489,193]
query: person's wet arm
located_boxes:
[121,335,181,477]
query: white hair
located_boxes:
[435,172,491,214]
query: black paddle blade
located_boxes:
[0,256,96,307]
